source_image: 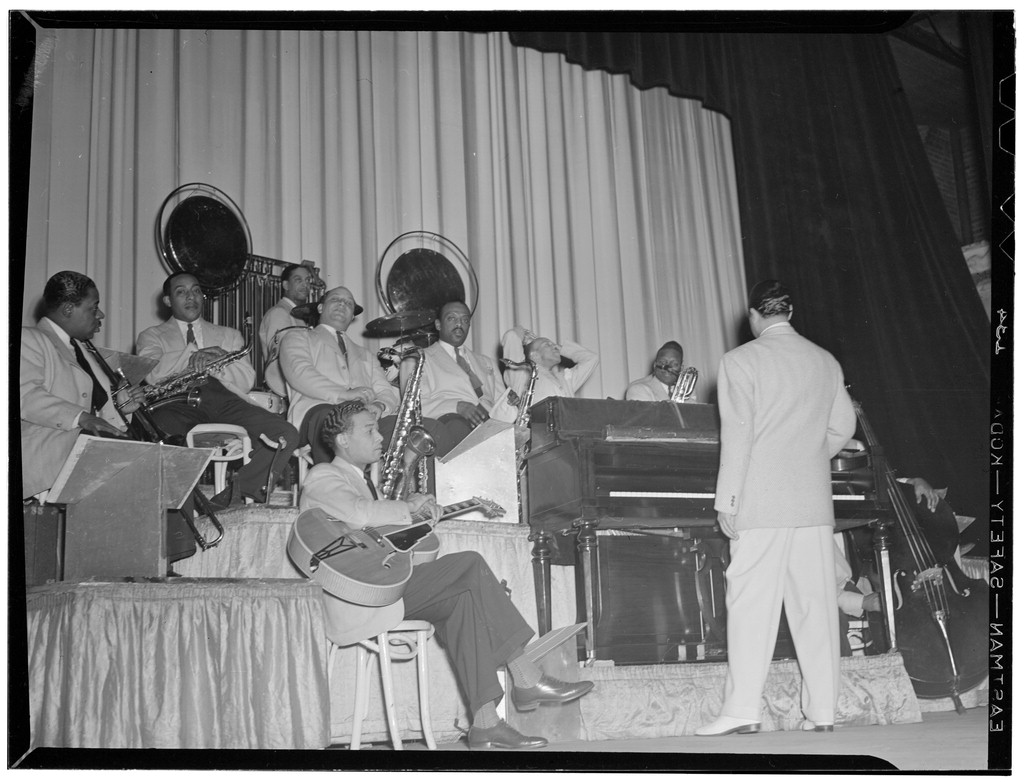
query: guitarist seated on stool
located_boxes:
[298,400,594,750]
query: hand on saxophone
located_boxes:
[406,493,440,523]
[78,413,129,439]
[188,346,229,372]
[115,385,146,414]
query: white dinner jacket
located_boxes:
[259,297,304,396]
[136,317,256,399]
[279,325,399,429]
[713,322,856,530]
[417,340,505,420]
[20,319,126,497]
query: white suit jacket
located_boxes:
[299,457,412,529]
[500,330,599,403]
[136,317,256,399]
[258,297,303,396]
[279,325,399,429]
[625,373,673,402]
[297,457,410,643]
[713,321,856,530]
[417,340,506,420]
[20,319,127,497]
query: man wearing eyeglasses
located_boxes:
[625,341,695,402]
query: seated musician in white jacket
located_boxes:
[137,271,299,507]
[20,271,145,500]
[258,263,314,397]
[279,285,399,464]
[298,400,593,749]
[500,325,599,404]
[625,340,697,402]
[412,300,514,457]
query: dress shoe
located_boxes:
[695,716,761,736]
[205,484,236,512]
[800,720,834,732]
[511,675,595,711]
[467,720,548,749]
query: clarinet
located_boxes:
[83,341,224,549]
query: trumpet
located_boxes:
[669,366,699,402]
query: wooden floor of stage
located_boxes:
[337,707,992,771]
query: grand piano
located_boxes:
[525,398,893,664]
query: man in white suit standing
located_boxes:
[697,279,856,736]
[137,272,299,507]
[279,285,399,464]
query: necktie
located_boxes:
[71,339,109,414]
[186,322,197,345]
[336,331,348,359]
[454,347,484,399]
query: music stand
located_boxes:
[435,420,519,524]
[47,435,213,580]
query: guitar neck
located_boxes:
[411,499,482,524]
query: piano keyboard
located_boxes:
[609,490,866,501]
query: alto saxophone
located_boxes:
[669,366,699,402]
[144,315,253,410]
[378,344,436,500]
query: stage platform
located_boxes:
[25,499,984,749]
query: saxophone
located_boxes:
[144,316,253,410]
[378,345,436,500]
[668,366,699,402]
[501,358,538,462]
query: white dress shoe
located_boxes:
[695,716,761,736]
[800,720,834,732]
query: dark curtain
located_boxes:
[509,31,992,535]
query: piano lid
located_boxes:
[530,398,720,449]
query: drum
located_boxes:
[248,391,287,416]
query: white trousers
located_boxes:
[721,525,840,724]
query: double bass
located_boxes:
[854,400,988,711]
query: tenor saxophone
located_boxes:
[378,345,436,500]
[144,316,253,410]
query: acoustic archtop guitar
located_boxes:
[287,497,505,606]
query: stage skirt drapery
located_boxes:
[26,578,330,750]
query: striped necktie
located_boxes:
[186,323,197,345]
[455,347,484,399]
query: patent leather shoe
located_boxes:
[800,720,834,732]
[695,716,761,736]
[467,720,548,749]
[511,675,595,711]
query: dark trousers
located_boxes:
[422,413,474,457]
[151,378,299,499]
[402,551,534,715]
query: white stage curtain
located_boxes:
[23,28,747,401]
